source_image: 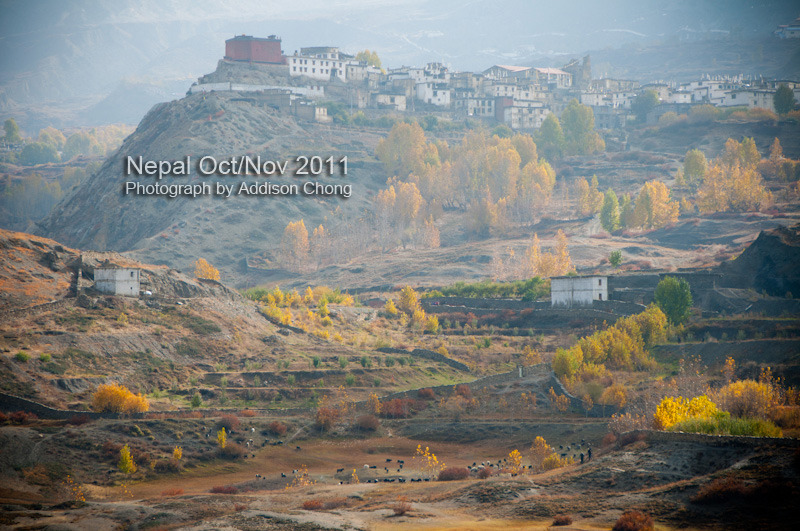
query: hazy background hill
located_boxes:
[1,0,798,132]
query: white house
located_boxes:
[95,263,141,297]
[551,275,607,307]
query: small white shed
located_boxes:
[551,275,607,307]
[95,263,140,297]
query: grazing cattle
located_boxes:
[364,464,369,469]
[386,458,392,463]
[281,473,286,477]
[370,465,377,469]
[337,468,344,473]
[397,460,404,464]
[296,446,302,451]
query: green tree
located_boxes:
[631,90,660,123]
[683,149,708,186]
[191,392,202,408]
[537,113,564,161]
[773,84,797,115]
[609,250,623,268]
[561,99,603,155]
[4,118,21,143]
[654,276,693,325]
[19,142,59,165]
[600,189,620,232]
[38,126,66,150]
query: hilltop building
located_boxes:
[94,262,141,297]
[225,35,285,64]
[551,275,607,307]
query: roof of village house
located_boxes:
[96,259,139,270]
[491,65,532,72]
[534,67,569,75]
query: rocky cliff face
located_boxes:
[716,225,800,297]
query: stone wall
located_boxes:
[627,428,800,448]
[0,392,115,420]
[376,347,470,371]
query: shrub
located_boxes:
[380,398,421,418]
[355,414,380,431]
[542,453,574,471]
[218,443,246,459]
[302,499,323,510]
[14,351,30,362]
[345,374,356,387]
[438,467,470,481]
[553,514,573,526]
[315,406,341,431]
[67,415,91,426]
[709,379,779,420]
[240,409,256,417]
[268,421,288,436]
[670,416,781,437]
[191,392,202,408]
[9,411,37,424]
[215,414,241,432]
[153,459,181,473]
[455,384,472,399]
[323,498,349,510]
[393,496,412,516]
[210,485,238,494]
[612,510,654,531]
[161,488,184,496]
[38,353,52,362]
[92,383,149,415]
[418,388,435,400]
[477,467,493,479]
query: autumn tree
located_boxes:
[529,436,553,472]
[118,444,137,474]
[355,49,382,69]
[92,383,150,415]
[398,286,420,314]
[630,180,679,229]
[375,121,437,178]
[774,83,797,115]
[654,276,692,325]
[576,176,603,216]
[600,189,620,232]
[194,258,220,281]
[697,161,772,213]
[281,219,310,271]
[522,230,573,278]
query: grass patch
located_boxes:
[670,416,782,437]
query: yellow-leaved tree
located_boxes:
[194,258,220,281]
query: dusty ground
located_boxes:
[1,425,796,530]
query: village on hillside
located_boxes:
[187,32,800,131]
